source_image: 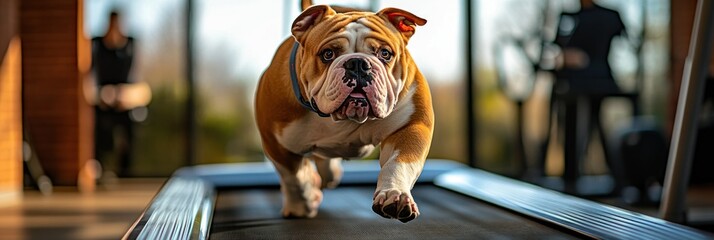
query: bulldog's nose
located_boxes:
[344,58,371,75]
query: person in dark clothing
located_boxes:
[554,0,626,94]
[90,11,146,178]
[549,0,628,194]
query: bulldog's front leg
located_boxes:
[270,155,324,218]
[372,122,432,223]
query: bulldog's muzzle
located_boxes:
[334,58,374,123]
[313,53,398,124]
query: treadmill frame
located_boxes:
[123,159,713,240]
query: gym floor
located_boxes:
[0,179,165,240]
[0,179,712,240]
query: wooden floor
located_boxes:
[0,178,165,240]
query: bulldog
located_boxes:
[255,4,432,223]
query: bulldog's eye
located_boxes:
[321,49,335,62]
[379,48,393,62]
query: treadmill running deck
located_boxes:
[211,185,577,239]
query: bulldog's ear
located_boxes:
[377,8,427,41]
[292,5,336,45]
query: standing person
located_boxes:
[88,11,149,179]
[551,0,627,193]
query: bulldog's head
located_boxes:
[291,5,426,123]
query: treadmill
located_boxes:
[123,0,714,239]
[123,160,712,239]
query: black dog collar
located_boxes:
[290,42,330,117]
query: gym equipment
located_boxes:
[123,160,712,239]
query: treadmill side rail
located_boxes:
[123,177,215,240]
[435,168,714,240]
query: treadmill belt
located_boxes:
[211,185,579,239]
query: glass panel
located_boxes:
[193,0,289,164]
[85,0,670,178]
[85,0,186,176]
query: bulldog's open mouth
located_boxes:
[331,88,374,123]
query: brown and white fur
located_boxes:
[255,4,432,223]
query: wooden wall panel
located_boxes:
[0,0,17,60]
[20,0,93,187]
[0,0,21,205]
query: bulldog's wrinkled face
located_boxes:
[292,6,425,123]
[308,19,402,123]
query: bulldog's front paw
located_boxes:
[372,189,420,223]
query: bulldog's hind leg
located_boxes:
[312,156,343,189]
[267,150,323,218]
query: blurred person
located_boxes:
[85,11,151,179]
[553,0,625,92]
[549,0,627,192]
